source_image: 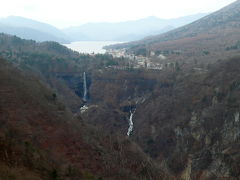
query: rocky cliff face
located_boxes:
[78,69,159,135]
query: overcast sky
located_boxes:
[0,0,236,28]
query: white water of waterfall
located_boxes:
[127,109,136,136]
[83,72,87,102]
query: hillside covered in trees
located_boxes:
[1,1,240,179]
[0,56,167,180]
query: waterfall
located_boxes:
[83,72,87,102]
[127,109,136,136]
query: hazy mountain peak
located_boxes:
[1,16,52,29]
[106,0,240,51]
[63,13,208,41]
[0,16,70,43]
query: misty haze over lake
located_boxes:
[64,41,123,54]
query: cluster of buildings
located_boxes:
[106,48,166,70]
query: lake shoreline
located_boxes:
[63,41,124,54]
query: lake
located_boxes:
[63,41,123,54]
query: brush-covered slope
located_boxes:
[0,58,169,180]
[130,57,240,179]
[79,55,240,179]
[0,33,124,112]
[2,31,240,179]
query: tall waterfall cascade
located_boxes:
[83,72,87,102]
[127,109,136,136]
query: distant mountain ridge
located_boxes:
[106,0,240,59]
[0,16,70,43]
[63,13,208,41]
[0,14,208,43]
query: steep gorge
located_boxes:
[66,58,240,179]
[1,28,240,179]
[0,58,169,180]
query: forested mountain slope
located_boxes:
[0,58,168,180]
[1,28,240,179]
